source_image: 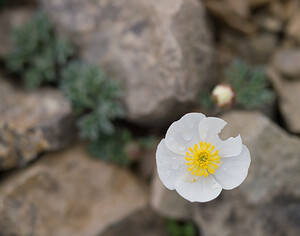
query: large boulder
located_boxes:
[0,144,148,236]
[101,208,169,236]
[0,76,74,170]
[204,0,256,35]
[271,49,300,79]
[267,66,300,133]
[151,173,193,220]
[39,0,214,126]
[194,111,300,236]
[286,11,300,45]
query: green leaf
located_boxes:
[88,128,132,165]
[166,219,197,236]
[199,90,214,110]
[61,61,125,159]
[137,136,156,149]
[5,11,74,89]
[77,112,101,141]
[225,59,275,109]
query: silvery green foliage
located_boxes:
[225,60,275,109]
[60,61,124,141]
[166,219,197,236]
[5,11,133,165]
[89,128,132,166]
[61,62,131,164]
[199,90,214,110]
[6,12,74,89]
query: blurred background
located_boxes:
[0,0,299,235]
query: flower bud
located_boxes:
[212,84,235,108]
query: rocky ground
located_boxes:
[0,0,300,235]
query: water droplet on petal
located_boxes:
[213,183,220,189]
[167,170,171,176]
[178,145,186,151]
[183,132,192,141]
[171,160,179,170]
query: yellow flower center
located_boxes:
[185,141,220,177]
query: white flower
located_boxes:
[156,113,251,202]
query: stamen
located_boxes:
[188,147,195,153]
[185,141,220,178]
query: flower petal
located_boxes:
[213,145,251,190]
[156,139,186,190]
[198,117,227,143]
[165,113,206,155]
[174,175,222,202]
[217,135,243,157]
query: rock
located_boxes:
[282,0,300,22]
[248,0,274,9]
[254,14,283,33]
[136,143,157,181]
[219,30,277,64]
[269,0,299,22]
[193,111,300,236]
[0,76,74,170]
[281,37,298,48]
[267,67,300,133]
[220,111,300,203]
[248,33,278,63]
[39,0,214,126]
[227,0,250,19]
[0,7,35,58]
[0,144,148,236]
[204,0,256,35]
[286,11,300,45]
[194,191,300,236]
[101,208,169,236]
[151,173,193,220]
[272,49,300,78]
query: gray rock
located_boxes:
[194,111,300,236]
[248,0,274,9]
[219,30,277,64]
[226,0,250,19]
[286,11,300,45]
[0,76,74,170]
[151,173,194,220]
[254,14,283,33]
[267,67,300,133]
[272,49,300,79]
[194,190,300,236]
[248,33,278,64]
[39,0,214,126]
[0,7,35,58]
[101,208,169,236]
[0,144,148,236]
[204,0,256,35]
[220,111,300,203]
[135,142,157,181]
